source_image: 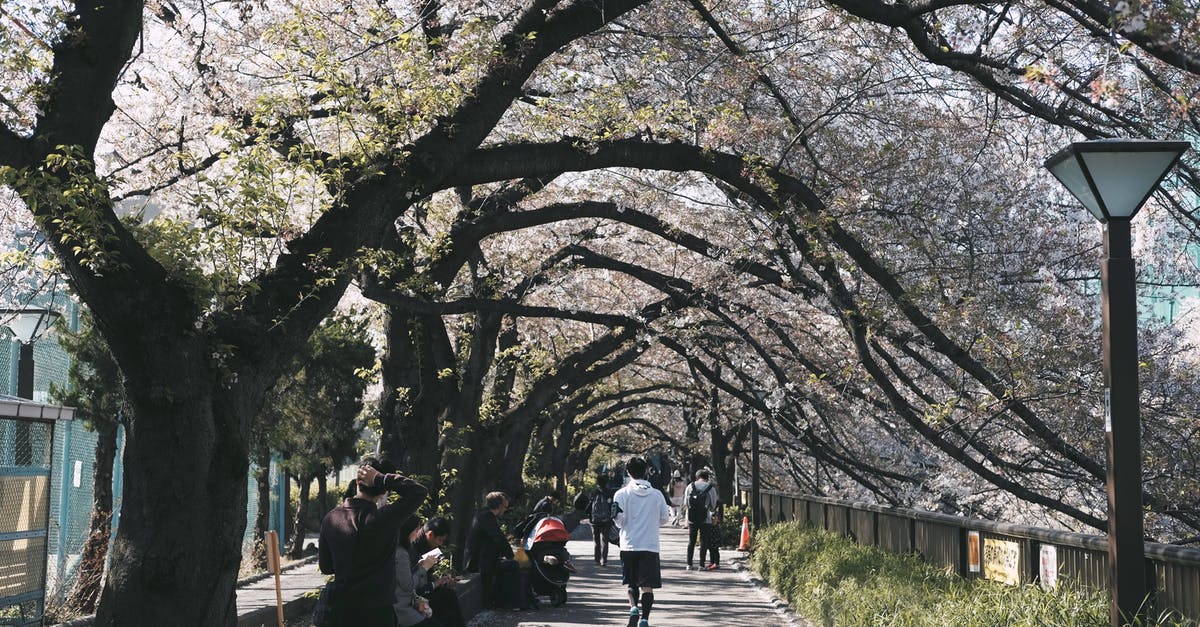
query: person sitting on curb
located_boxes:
[463,491,514,609]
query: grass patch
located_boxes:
[749,521,1191,626]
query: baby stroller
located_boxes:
[522,515,574,607]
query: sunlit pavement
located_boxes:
[466,524,806,627]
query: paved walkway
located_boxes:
[231,524,805,627]
[235,554,326,627]
[467,524,805,627]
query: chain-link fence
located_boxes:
[43,422,279,602]
[44,419,101,604]
[0,412,57,626]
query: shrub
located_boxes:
[749,521,1115,626]
[717,503,750,546]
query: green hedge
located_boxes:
[749,521,1122,626]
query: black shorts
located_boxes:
[620,551,662,589]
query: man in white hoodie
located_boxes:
[613,456,672,627]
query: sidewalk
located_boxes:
[58,525,798,627]
[467,524,807,627]
[235,555,326,627]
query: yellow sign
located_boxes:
[982,538,1020,585]
[967,531,980,573]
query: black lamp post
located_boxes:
[1044,138,1189,626]
[751,417,760,527]
[2,307,61,465]
[748,389,769,528]
[2,307,62,399]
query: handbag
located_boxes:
[604,524,620,545]
[312,580,340,627]
[513,546,532,570]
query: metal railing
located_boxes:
[751,490,1200,620]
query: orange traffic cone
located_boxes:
[738,516,752,551]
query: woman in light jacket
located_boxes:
[395,516,442,627]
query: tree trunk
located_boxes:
[251,449,271,572]
[709,425,737,507]
[64,420,118,615]
[286,475,310,558]
[445,427,491,569]
[550,418,577,496]
[495,423,534,500]
[378,311,417,466]
[94,370,251,627]
[379,309,454,486]
[317,473,328,511]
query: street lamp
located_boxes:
[1044,138,1190,626]
[2,307,62,399]
[748,389,769,529]
[2,308,61,467]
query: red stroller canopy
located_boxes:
[525,516,570,547]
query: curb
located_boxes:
[729,552,812,627]
[51,555,323,627]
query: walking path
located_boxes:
[467,524,806,627]
[227,524,804,627]
[235,554,326,626]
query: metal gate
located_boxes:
[0,397,74,626]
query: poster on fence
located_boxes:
[982,537,1020,585]
[967,531,981,573]
[1039,545,1058,590]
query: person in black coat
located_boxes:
[464,491,513,608]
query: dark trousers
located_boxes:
[342,605,397,626]
[593,524,611,563]
[687,524,718,566]
[480,565,499,608]
[429,586,465,627]
[704,523,721,565]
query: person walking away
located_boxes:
[464,491,514,609]
[587,471,617,566]
[395,516,442,626]
[682,469,720,570]
[667,472,686,526]
[319,456,428,626]
[613,457,671,627]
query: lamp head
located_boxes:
[1045,139,1189,222]
[0,308,62,344]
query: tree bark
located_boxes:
[94,369,253,627]
[251,449,271,572]
[286,476,310,558]
[317,474,328,511]
[64,420,118,615]
[379,309,455,486]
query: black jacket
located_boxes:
[318,473,428,608]
[463,508,513,573]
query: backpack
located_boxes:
[590,489,613,526]
[687,483,713,525]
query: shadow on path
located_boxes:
[468,525,806,627]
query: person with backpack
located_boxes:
[682,468,720,571]
[586,470,617,565]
